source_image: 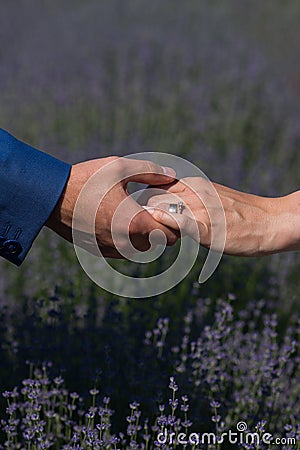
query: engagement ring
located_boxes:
[168,202,184,214]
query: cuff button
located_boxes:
[3,240,22,255]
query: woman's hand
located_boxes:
[146,177,300,256]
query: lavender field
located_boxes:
[0,1,300,448]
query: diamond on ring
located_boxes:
[178,201,184,214]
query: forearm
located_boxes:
[211,190,300,255]
[212,185,300,256]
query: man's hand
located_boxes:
[146,177,300,256]
[46,156,179,257]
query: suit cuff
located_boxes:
[0,129,71,265]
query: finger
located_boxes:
[122,158,177,185]
[147,194,196,220]
[156,177,210,195]
[147,193,183,209]
[151,179,187,193]
[144,207,181,230]
[145,207,203,242]
[131,209,180,250]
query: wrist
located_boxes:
[45,166,75,242]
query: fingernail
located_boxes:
[162,166,176,177]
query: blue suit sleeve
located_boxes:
[0,128,71,265]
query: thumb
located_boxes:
[123,159,176,185]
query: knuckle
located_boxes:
[105,156,122,171]
[183,176,209,191]
[113,157,124,169]
[106,155,120,166]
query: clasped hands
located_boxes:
[47,156,300,258]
